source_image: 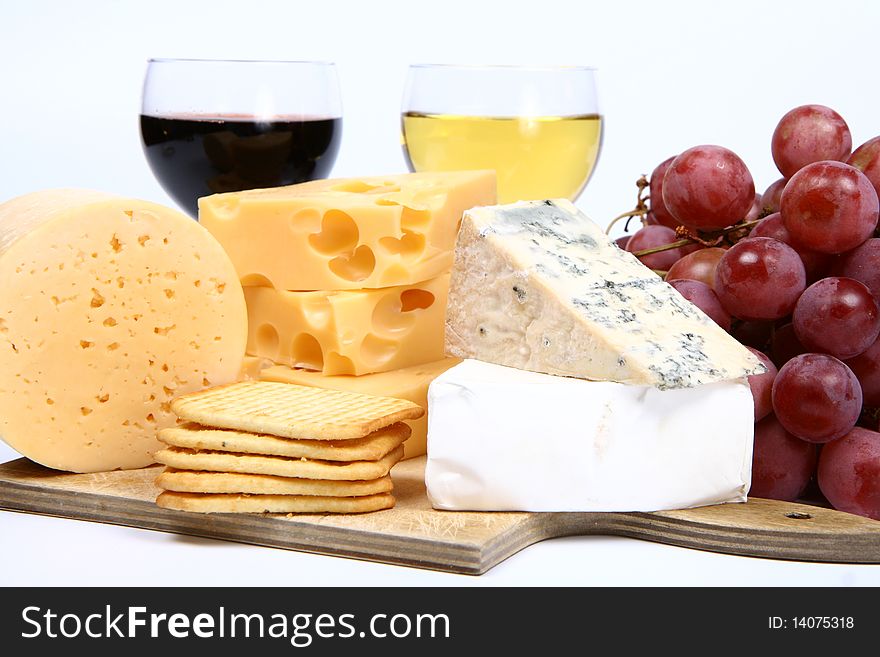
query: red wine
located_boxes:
[140,114,341,217]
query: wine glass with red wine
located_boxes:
[140,58,342,218]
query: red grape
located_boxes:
[715,237,806,320]
[665,247,726,290]
[844,337,880,407]
[770,323,807,368]
[680,242,703,258]
[761,178,787,213]
[831,238,880,300]
[780,161,879,254]
[643,212,659,226]
[745,194,763,222]
[648,156,679,229]
[771,104,852,178]
[732,320,774,351]
[792,277,880,359]
[818,427,880,519]
[662,145,755,231]
[750,415,817,501]
[668,279,731,330]
[745,347,777,421]
[847,136,880,198]
[749,212,832,280]
[771,353,862,443]
[615,235,630,250]
[625,225,684,270]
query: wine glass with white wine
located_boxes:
[401,65,602,204]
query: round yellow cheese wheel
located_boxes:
[0,189,247,472]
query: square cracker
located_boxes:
[158,422,409,462]
[153,444,404,481]
[157,469,393,497]
[171,381,424,440]
[156,491,395,514]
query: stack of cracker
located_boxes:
[153,381,423,514]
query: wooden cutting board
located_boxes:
[0,456,878,575]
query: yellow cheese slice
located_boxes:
[0,189,248,472]
[245,274,448,376]
[259,357,461,459]
[199,170,496,291]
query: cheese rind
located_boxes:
[258,358,460,459]
[445,199,764,388]
[0,190,248,473]
[200,171,496,290]
[244,274,448,375]
[426,360,754,512]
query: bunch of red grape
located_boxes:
[624,104,880,520]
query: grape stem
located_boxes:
[606,174,650,235]
[674,225,725,248]
[631,219,763,258]
[606,208,649,234]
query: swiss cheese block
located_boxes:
[0,190,247,473]
[445,199,764,389]
[245,274,448,375]
[238,355,273,380]
[259,357,461,459]
[426,360,754,512]
[199,171,496,290]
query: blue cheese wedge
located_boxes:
[445,199,764,389]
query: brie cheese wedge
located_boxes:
[425,359,754,513]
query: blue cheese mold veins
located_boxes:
[444,199,765,389]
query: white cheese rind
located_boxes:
[425,359,754,512]
[0,190,248,473]
[445,199,764,389]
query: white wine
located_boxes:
[401,112,603,203]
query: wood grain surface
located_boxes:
[0,457,878,574]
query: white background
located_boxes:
[2,0,880,586]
